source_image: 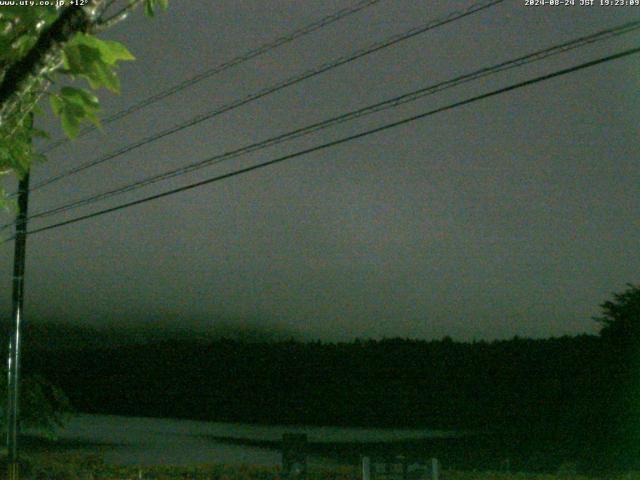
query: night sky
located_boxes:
[1,0,638,341]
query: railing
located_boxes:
[362,456,440,480]
[281,433,441,480]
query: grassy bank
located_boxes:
[1,452,639,480]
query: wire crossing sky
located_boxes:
[9,44,637,239]
[5,19,638,231]
[28,0,504,194]
[1,0,638,341]
[38,0,385,155]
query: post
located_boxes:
[6,170,30,480]
[431,458,439,480]
[362,456,371,480]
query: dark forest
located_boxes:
[3,284,640,472]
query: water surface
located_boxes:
[53,414,451,466]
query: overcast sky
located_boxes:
[1,0,638,341]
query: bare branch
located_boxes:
[95,0,144,32]
[96,0,119,18]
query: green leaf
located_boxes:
[70,33,134,65]
[0,187,16,215]
[60,87,101,128]
[0,135,35,178]
[88,61,120,93]
[96,39,135,64]
[49,94,64,116]
[0,145,11,166]
[101,63,120,93]
[144,0,168,17]
[49,87,102,138]
[62,43,121,93]
[10,33,38,59]
[60,110,81,138]
[60,86,99,109]
[2,137,33,177]
[62,43,94,75]
[144,0,156,17]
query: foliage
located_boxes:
[0,0,168,207]
[592,284,640,469]
[0,454,355,480]
[4,451,640,480]
[594,283,640,345]
[0,369,72,437]
[144,0,169,17]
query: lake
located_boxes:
[50,414,453,467]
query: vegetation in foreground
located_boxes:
[2,451,639,480]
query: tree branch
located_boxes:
[95,0,144,32]
[0,1,105,126]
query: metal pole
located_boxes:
[431,457,439,480]
[6,170,30,480]
[362,456,371,480]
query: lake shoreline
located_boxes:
[12,413,624,475]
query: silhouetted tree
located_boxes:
[594,283,640,347]
[591,284,640,470]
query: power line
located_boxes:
[8,19,639,229]
[39,0,385,153]
[28,0,505,193]
[9,45,638,241]
[31,0,503,192]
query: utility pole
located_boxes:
[6,169,30,480]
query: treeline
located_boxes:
[12,328,638,467]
